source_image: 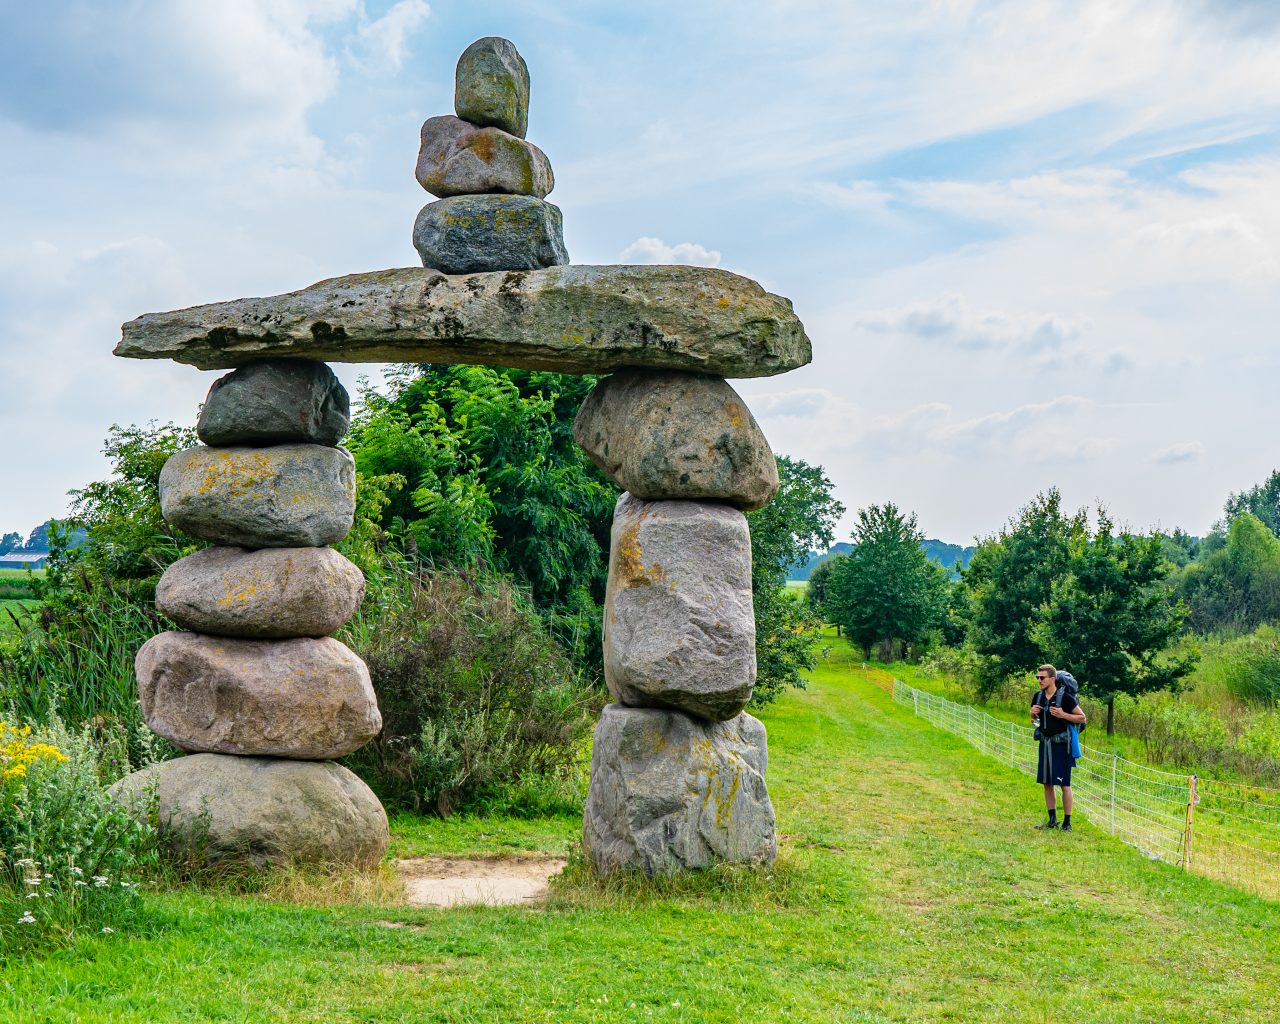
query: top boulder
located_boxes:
[455,37,530,139]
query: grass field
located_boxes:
[4,635,1278,1022]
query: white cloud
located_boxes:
[856,293,1086,353]
[619,237,722,267]
[1154,441,1206,464]
[348,0,430,74]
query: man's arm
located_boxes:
[1048,697,1086,724]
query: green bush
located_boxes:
[341,564,598,816]
[1,717,158,960]
[1217,626,1280,704]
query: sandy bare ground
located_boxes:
[395,856,567,907]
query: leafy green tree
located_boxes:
[1224,470,1280,537]
[0,532,20,555]
[746,456,844,704]
[826,503,948,661]
[1035,509,1195,734]
[806,552,846,627]
[1176,513,1280,633]
[961,489,1085,695]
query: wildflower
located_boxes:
[26,892,38,900]
[18,914,36,925]
[24,879,40,886]
[93,876,109,887]
[74,880,87,887]
[101,927,114,934]
[72,866,83,876]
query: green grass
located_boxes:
[0,598,38,636]
[4,635,1279,1022]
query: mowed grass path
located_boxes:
[5,639,1278,1023]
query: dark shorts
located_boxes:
[1037,737,1073,787]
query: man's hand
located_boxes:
[1048,705,1070,719]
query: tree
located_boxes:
[0,532,19,555]
[1176,513,1280,634]
[1224,470,1280,537]
[1034,509,1195,734]
[746,456,844,704]
[826,503,948,661]
[806,552,846,628]
[961,489,1085,695]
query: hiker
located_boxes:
[1030,663,1086,831]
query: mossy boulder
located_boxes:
[412,194,568,275]
[416,114,553,199]
[583,704,776,874]
[454,36,530,139]
[196,359,349,447]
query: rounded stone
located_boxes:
[136,632,382,759]
[603,493,756,721]
[583,705,776,875]
[454,36,529,139]
[574,369,780,511]
[412,195,568,275]
[415,115,553,200]
[109,754,389,869]
[197,359,350,447]
[159,444,356,548]
[156,546,365,639]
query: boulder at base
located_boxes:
[115,265,812,379]
[604,493,756,721]
[415,115,553,199]
[110,754,389,869]
[583,705,776,875]
[159,444,355,548]
[136,632,381,759]
[156,546,365,639]
[197,359,350,447]
[574,369,779,510]
[413,194,568,275]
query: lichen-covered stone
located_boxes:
[157,546,365,639]
[136,632,381,759]
[413,195,567,275]
[196,359,350,447]
[583,705,776,875]
[454,36,529,139]
[110,754,389,869]
[604,493,755,721]
[158,444,355,548]
[574,369,779,510]
[115,265,812,378]
[415,115,553,199]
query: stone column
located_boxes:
[574,369,781,874]
[112,360,388,868]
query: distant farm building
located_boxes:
[0,551,50,570]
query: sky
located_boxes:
[2,0,1279,546]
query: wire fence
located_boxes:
[892,678,1280,902]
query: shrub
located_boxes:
[1217,626,1280,704]
[341,564,599,816]
[0,717,157,960]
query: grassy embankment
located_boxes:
[4,634,1278,1022]
[0,567,40,636]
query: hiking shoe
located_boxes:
[1034,821,1058,830]
[1060,822,1072,832]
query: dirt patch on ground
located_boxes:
[395,857,567,908]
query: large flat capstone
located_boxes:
[583,705,776,875]
[110,754,389,869]
[114,265,811,378]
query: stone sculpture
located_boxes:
[113,37,810,875]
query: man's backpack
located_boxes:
[1055,671,1086,734]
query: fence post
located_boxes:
[1110,754,1118,835]
[1183,775,1198,872]
[913,689,918,717]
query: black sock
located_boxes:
[1048,809,1057,824]
[1063,814,1071,827]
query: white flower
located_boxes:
[93,877,109,888]
[18,914,36,925]
[101,927,114,934]
[72,867,84,876]
[24,879,39,887]
[25,893,38,900]
[74,880,87,887]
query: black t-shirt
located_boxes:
[1032,688,1079,738]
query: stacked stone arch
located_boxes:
[112,38,812,875]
